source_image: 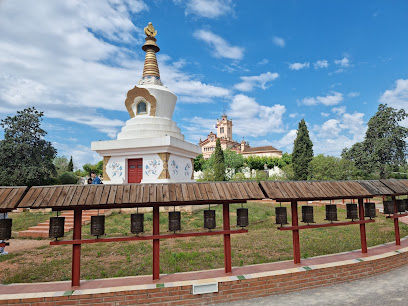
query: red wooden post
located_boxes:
[152,206,160,280]
[358,198,368,253]
[291,200,301,264]
[393,196,401,245]
[72,209,82,287]
[223,203,232,273]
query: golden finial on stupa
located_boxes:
[144,22,157,37]
[140,22,162,85]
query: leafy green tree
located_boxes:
[0,108,57,186]
[54,156,69,176]
[292,119,313,180]
[309,154,362,180]
[194,154,206,172]
[213,138,225,181]
[82,162,103,177]
[342,104,408,178]
[67,156,74,172]
[223,149,245,171]
[58,172,78,184]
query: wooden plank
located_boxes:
[309,182,326,198]
[155,184,163,202]
[85,185,98,205]
[237,182,250,199]
[129,184,138,203]
[275,182,290,199]
[227,183,239,199]
[193,183,203,201]
[175,184,183,202]
[0,189,6,207]
[243,182,257,198]
[198,183,208,201]
[100,185,111,205]
[209,183,220,201]
[70,186,84,206]
[136,184,144,203]
[298,181,318,198]
[78,185,91,205]
[162,184,170,202]
[25,187,43,207]
[330,181,350,197]
[143,184,150,203]
[115,185,124,204]
[215,183,226,200]
[107,185,117,204]
[55,186,71,207]
[149,184,157,203]
[169,184,176,202]
[122,185,131,204]
[93,184,105,205]
[17,187,35,207]
[187,183,196,201]
[3,188,24,209]
[181,184,190,201]
[285,182,303,199]
[1,188,19,209]
[62,186,77,207]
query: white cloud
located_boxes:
[380,79,408,107]
[334,57,350,67]
[289,113,298,118]
[289,62,310,70]
[275,129,297,152]
[234,72,279,92]
[314,60,329,69]
[193,29,244,60]
[0,0,231,143]
[317,119,341,138]
[301,92,343,106]
[179,0,233,18]
[257,58,269,65]
[53,142,101,168]
[228,94,286,136]
[332,106,346,115]
[348,92,360,97]
[321,112,330,117]
[272,36,285,47]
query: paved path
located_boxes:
[216,264,408,306]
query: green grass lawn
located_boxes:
[8,210,53,232]
[1,202,407,284]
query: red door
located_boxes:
[128,159,143,183]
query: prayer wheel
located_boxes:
[364,202,376,219]
[346,203,358,220]
[397,199,406,213]
[383,201,394,215]
[91,215,105,237]
[131,213,144,234]
[237,208,249,228]
[404,199,408,211]
[49,217,64,239]
[169,211,181,232]
[301,206,315,223]
[325,205,338,221]
[0,219,12,240]
[275,207,288,225]
[204,210,216,229]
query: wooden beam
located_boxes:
[278,219,375,231]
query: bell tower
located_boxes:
[216,114,233,141]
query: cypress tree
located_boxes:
[213,138,225,181]
[292,119,313,180]
[67,156,74,172]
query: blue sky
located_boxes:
[1,0,408,168]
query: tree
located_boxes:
[213,138,225,181]
[193,154,206,172]
[54,156,69,176]
[292,119,313,180]
[342,104,408,178]
[67,156,74,172]
[0,108,57,186]
[308,154,362,181]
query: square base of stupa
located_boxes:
[91,136,201,184]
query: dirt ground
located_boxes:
[3,239,48,253]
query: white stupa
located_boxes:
[91,22,201,184]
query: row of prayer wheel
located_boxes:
[49,207,250,239]
[383,199,408,215]
[275,202,377,225]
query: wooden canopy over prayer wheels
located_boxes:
[204,209,216,230]
[301,206,315,224]
[346,203,358,220]
[237,208,249,227]
[49,217,65,239]
[131,213,144,234]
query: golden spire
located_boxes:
[139,22,162,86]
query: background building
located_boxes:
[199,114,282,159]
